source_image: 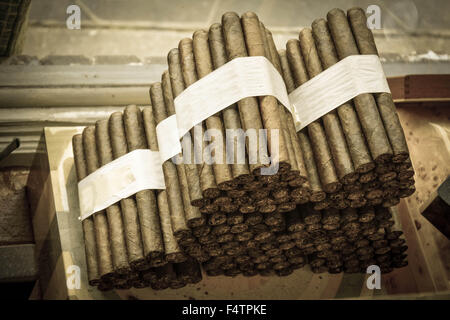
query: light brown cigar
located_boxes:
[327,8,393,164]
[264,26,309,185]
[167,48,206,207]
[347,7,409,163]
[108,112,147,270]
[81,126,115,280]
[221,11,268,174]
[150,80,203,230]
[123,105,165,266]
[208,23,252,183]
[298,28,359,185]
[192,29,235,190]
[285,38,341,193]
[178,38,220,199]
[72,134,100,285]
[241,12,290,174]
[311,18,375,173]
[94,120,130,274]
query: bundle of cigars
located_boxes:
[72,8,414,291]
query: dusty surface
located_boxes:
[0,167,33,245]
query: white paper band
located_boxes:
[78,149,165,221]
[289,55,390,131]
[156,114,182,162]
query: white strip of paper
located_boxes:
[156,114,182,163]
[175,56,291,139]
[78,149,165,221]
[289,55,390,131]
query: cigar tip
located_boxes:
[327,8,346,18]
[222,11,239,22]
[347,7,365,16]
[110,111,123,120]
[242,11,258,19]
[311,18,327,28]
[286,38,299,47]
[209,23,221,31]
[167,48,179,59]
[193,29,208,39]
[299,28,312,37]
[179,37,193,47]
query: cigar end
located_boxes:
[327,8,346,20]
[193,29,208,39]
[242,11,258,19]
[347,7,365,17]
[167,47,179,61]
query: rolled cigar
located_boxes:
[72,134,100,285]
[285,207,306,232]
[222,12,268,174]
[208,23,252,183]
[82,126,115,280]
[109,112,147,270]
[297,130,326,201]
[263,25,304,182]
[157,186,187,263]
[240,12,291,174]
[94,120,130,275]
[178,38,220,199]
[193,30,237,190]
[298,28,358,185]
[167,49,205,207]
[174,258,202,284]
[153,79,204,230]
[286,38,341,193]
[311,18,374,173]
[123,105,165,266]
[347,7,409,163]
[278,48,312,191]
[326,8,393,163]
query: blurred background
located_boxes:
[18,0,450,62]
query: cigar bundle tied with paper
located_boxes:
[71,8,413,290]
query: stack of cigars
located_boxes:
[72,8,414,291]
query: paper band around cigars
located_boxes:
[77,149,164,221]
[77,54,390,221]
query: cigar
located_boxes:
[178,38,220,199]
[156,187,187,263]
[208,23,253,183]
[192,29,236,191]
[222,12,268,174]
[94,120,130,275]
[326,8,393,164]
[149,82,202,233]
[82,126,116,280]
[123,105,165,266]
[347,7,409,163]
[167,48,205,207]
[241,12,291,174]
[262,25,303,182]
[311,18,375,173]
[285,38,341,193]
[72,134,100,286]
[300,31,359,186]
[108,112,147,270]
